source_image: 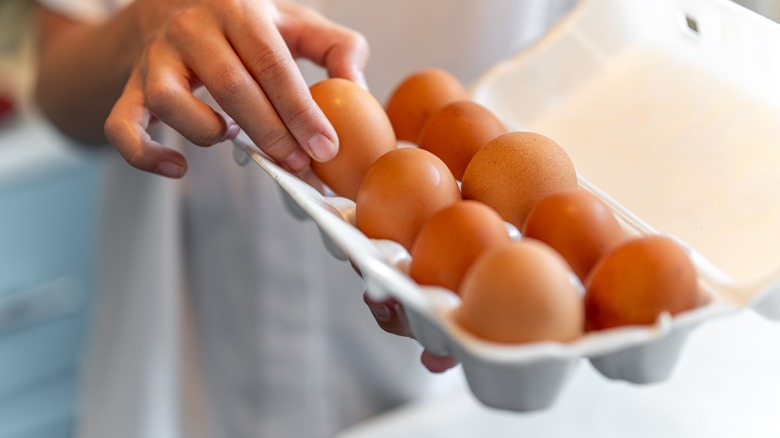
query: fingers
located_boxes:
[165,9,319,172]
[105,30,241,178]
[143,61,239,147]
[363,292,460,373]
[421,351,459,374]
[226,7,340,164]
[104,69,188,178]
[141,43,241,148]
[279,3,370,87]
[363,293,412,338]
[107,1,370,177]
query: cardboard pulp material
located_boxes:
[233,0,780,412]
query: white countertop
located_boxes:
[338,309,780,438]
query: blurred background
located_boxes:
[1,1,104,437]
[0,1,779,437]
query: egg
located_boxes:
[310,78,397,201]
[584,235,700,331]
[410,200,510,293]
[417,100,508,180]
[385,68,469,143]
[523,188,626,282]
[455,239,583,344]
[356,147,461,251]
[461,131,578,231]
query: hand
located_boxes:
[363,292,459,373]
[104,0,369,178]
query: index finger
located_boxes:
[225,8,340,163]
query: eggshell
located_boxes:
[523,188,626,282]
[310,78,397,200]
[455,239,583,344]
[410,200,511,293]
[460,132,578,231]
[584,235,699,331]
[417,100,508,180]
[355,147,462,251]
[385,68,469,143]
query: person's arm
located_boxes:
[35,6,140,146]
[34,0,369,178]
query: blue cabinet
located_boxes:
[0,119,103,437]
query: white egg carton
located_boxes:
[232,0,780,412]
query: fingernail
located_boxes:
[155,161,185,178]
[222,121,240,141]
[368,303,392,322]
[285,149,310,172]
[353,69,369,90]
[308,133,338,162]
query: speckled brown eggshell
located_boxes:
[310,78,397,201]
[460,131,578,231]
[417,100,508,181]
[523,188,626,282]
[455,239,584,344]
[584,235,700,331]
[355,147,462,252]
[410,200,510,293]
[385,68,469,143]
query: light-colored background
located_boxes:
[339,2,780,436]
[1,1,779,437]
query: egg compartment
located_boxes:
[233,134,733,412]
[231,0,780,413]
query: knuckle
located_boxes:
[258,126,295,157]
[126,148,146,170]
[250,45,294,84]
[211,69,252,105]
[144,80,179,117]
[103,116,139,166]
[189,126,223,147]
[103,115,122,144]
[285,104,318,132]
[184,131,211,148]
[349,32,370,61]
[346,29,369,52]
[218,0,241,12]
[166,8,202,42]
[281,1,307,15]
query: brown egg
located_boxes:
[356,147,461,251]
[523,189,626,282]
[410,200,510,293]
[385,68,469,143]
[584,235,699,331]
[455,239,583,344]
[461,131,578,231]
[310,78,397,201]
[417,100,508,181]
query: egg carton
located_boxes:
[232,0,780,412]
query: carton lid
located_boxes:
[472,0,780,287]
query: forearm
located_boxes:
[34,4,141,145]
